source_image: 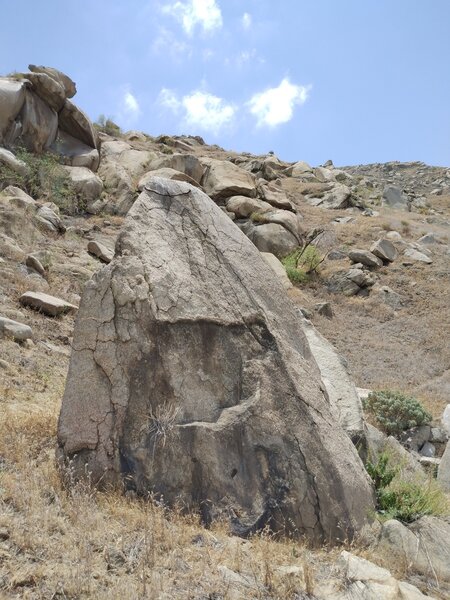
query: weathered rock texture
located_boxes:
[58,178,374,543]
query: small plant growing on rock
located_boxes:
[94,114,122,137]
[363,390,431,436]
[0,147,80,213]
[366,452,449,523]
[282,244,324,285]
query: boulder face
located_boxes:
[57,178,374,544]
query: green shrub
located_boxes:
[94,114,122,137]
[366,452,449,523]
[281,245,324,284]
[0,148,80,214]
[363,390,431,436]
[377,480,449,523]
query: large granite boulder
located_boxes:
[242,221,298,257]
[59,99,98,150]
[24,72,66,112]
[0,78,26,144]
[51,129,100,171]
[57,178,374,544]
[202,159,257,202]
[28,64,76,98]
[20,90,58,152]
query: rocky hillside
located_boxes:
[1,65,450,599]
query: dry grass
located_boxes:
[0,380,328,599]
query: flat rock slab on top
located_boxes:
[20,291,78,316]
[57,177,374,544]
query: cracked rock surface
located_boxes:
[57,177,374,544]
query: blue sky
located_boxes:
[1,0,449,166]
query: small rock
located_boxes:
[0,527,10,540]
[333,216,355,224]
[314,302,333,318]
[328,250,347,260]
[25,254,46,276]
[385,231,402,241]
[400,425,431,452]
[370,239,398,263]
[430,427,448,444]
[87,240,114,264]
[348,249,383,268]
[0,316,33,342]
[420,441,435,457]
[346,268,375,288]
[19,291,78,317]
[417,233,439,245]
[403,248,433,264]
[374,285,403,309]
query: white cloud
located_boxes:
[159,88,181,113]
[163,0,223,35]
[241,12,252,30]
[159,88,235,133]
[248,78,311,127]
[118,86,141,126]
[152,27,191,58]
[123,91,140,117]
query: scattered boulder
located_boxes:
[403,248,433,264]
[87,240,114,264]
[244,222,298,257]
[314,302,333,318]
[370,239,398,263]
[335,550,433,600]
[306,182,352,209]
[57,177,374,544]
[373,285,403,309]
[257,181,293,210]
[254,209,302,242]
[35,203,65,234]
[96,160,135,215]
[0,316,32,342]
[1,185,35,209]
[417,233,439,245]
[0,147,29,176]
[64,166,103,202]
[138,168,199,190]
[20,291,78,316]
[146,153,204,184]
[226,196,272,218]
[25,253,46,276]
[285,160,314,178]
[376,518,450,584]
[202,159,256,202]
[348,249,383,268]
[382,185,410,210]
